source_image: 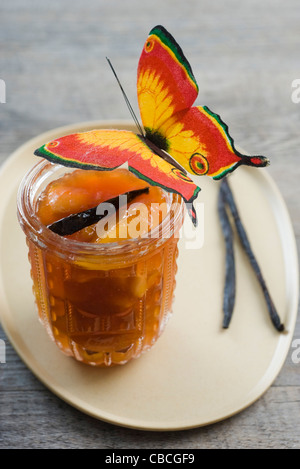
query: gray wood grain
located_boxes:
[0,0,299,449]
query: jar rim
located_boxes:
[17,159,185,258]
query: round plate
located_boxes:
[0,121,298,431]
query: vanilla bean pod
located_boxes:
[218,183,236,329]
[219,178,284,332]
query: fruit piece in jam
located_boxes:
[37,168,168,242]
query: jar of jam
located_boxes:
[17,160,184,366]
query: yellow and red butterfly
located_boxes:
[34,25,268,227]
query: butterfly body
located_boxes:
[35,25,269,227]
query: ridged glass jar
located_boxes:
[17,160,184,366]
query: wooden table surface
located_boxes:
[0,0,299,449]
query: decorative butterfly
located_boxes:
[34,25,269,227]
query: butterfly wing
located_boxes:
[34,129,200,226]
[158,105,269,179]
[138,26,269,179]
[128,144,200,227]
[35,129,141,170]
[137,25,198,149]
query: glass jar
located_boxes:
[17,160,184,366]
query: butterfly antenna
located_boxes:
[106,57,144,137]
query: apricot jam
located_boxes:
[17,161,184,366]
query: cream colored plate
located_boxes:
[0,121,298,431]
